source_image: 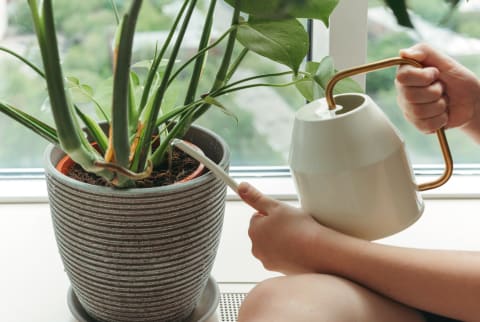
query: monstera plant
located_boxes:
[0,0,362,188]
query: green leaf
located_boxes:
[74,105,108,154]
[66,77,109,121]
[66,76,80,85]
[314,56,335,89]
[294,62,324,101]
[112,0,143,175]
[130,71,140,87]
[383,0,414,28]
[67,84,93,104]
[0,46,45,78]
[315,57,363,95]
[332,77,363,95]
[131,58,171,70]
[0,102,59,145]
[237,18,308,73]
[202,96,238,123]
[297,57,363,101]
[223,0,339,25]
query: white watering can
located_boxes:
[289,57,453,240]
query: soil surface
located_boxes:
[65,148,203,188]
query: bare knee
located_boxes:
[237,276,290,322]
[237,274,425,322]
[238,274,352,322]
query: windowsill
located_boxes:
[1,168,479,203]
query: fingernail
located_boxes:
[238,182,250,195]
[400,48,422,58]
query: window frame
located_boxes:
[0,165,479,203]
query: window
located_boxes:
[316,0,479,167]
[366,0,479,166]
[0,0,304,168]
[0,0,478,201]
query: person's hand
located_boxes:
[395,43,480,135]
[238,182,337,275]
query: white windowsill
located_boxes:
[0,168,478,204]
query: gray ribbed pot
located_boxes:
[44,125,229,322]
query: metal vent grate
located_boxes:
[219,293,247,322]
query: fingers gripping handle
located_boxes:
[325,57,453,191]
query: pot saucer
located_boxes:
[67,276,220,322]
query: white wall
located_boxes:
[0,0,7,40]
[312,0,368,88]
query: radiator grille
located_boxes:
[219,293,247,322]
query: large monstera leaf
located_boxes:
[236,17,308,73]
[223,0,339,26]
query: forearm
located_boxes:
[459,77,480,144]
[461,109,480,144]
[315,230,480,320]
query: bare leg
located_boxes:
[238,274,426,322]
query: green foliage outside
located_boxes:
[367,0,479,164]
[0,0,478,168]
[1,0,307,168]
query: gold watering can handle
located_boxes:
[325,57,453,191]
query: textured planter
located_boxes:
[44,125,229,322]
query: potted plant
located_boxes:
[0,0,373,321]
[3,0,463,321]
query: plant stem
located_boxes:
[132,0,198,172]
[128,73,138,135]
[167,26,235,89]
[0,46,45,77]
[183,0,217,105]
[213,78,310,97]
[138,0,190,116]
[74,106,108,154]
[111,0,143,185]
[150,105,199,165]
[109,0,120,24]
[191,1,241,121]
[28,0,109,177]
[211,2,240,91]
[225,48,249,84]
[214,71,294,94]
[154,99,202,128]
[0,102,58,144]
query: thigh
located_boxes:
[238,274,426,322]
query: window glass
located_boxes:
[0,0,477,169]
[0,0,302,168]
[367,0,479,165]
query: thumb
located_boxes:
[400,43,456,72]
[238,182,278,214]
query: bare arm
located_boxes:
[324,231,480,320]
[239,182,480,321]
